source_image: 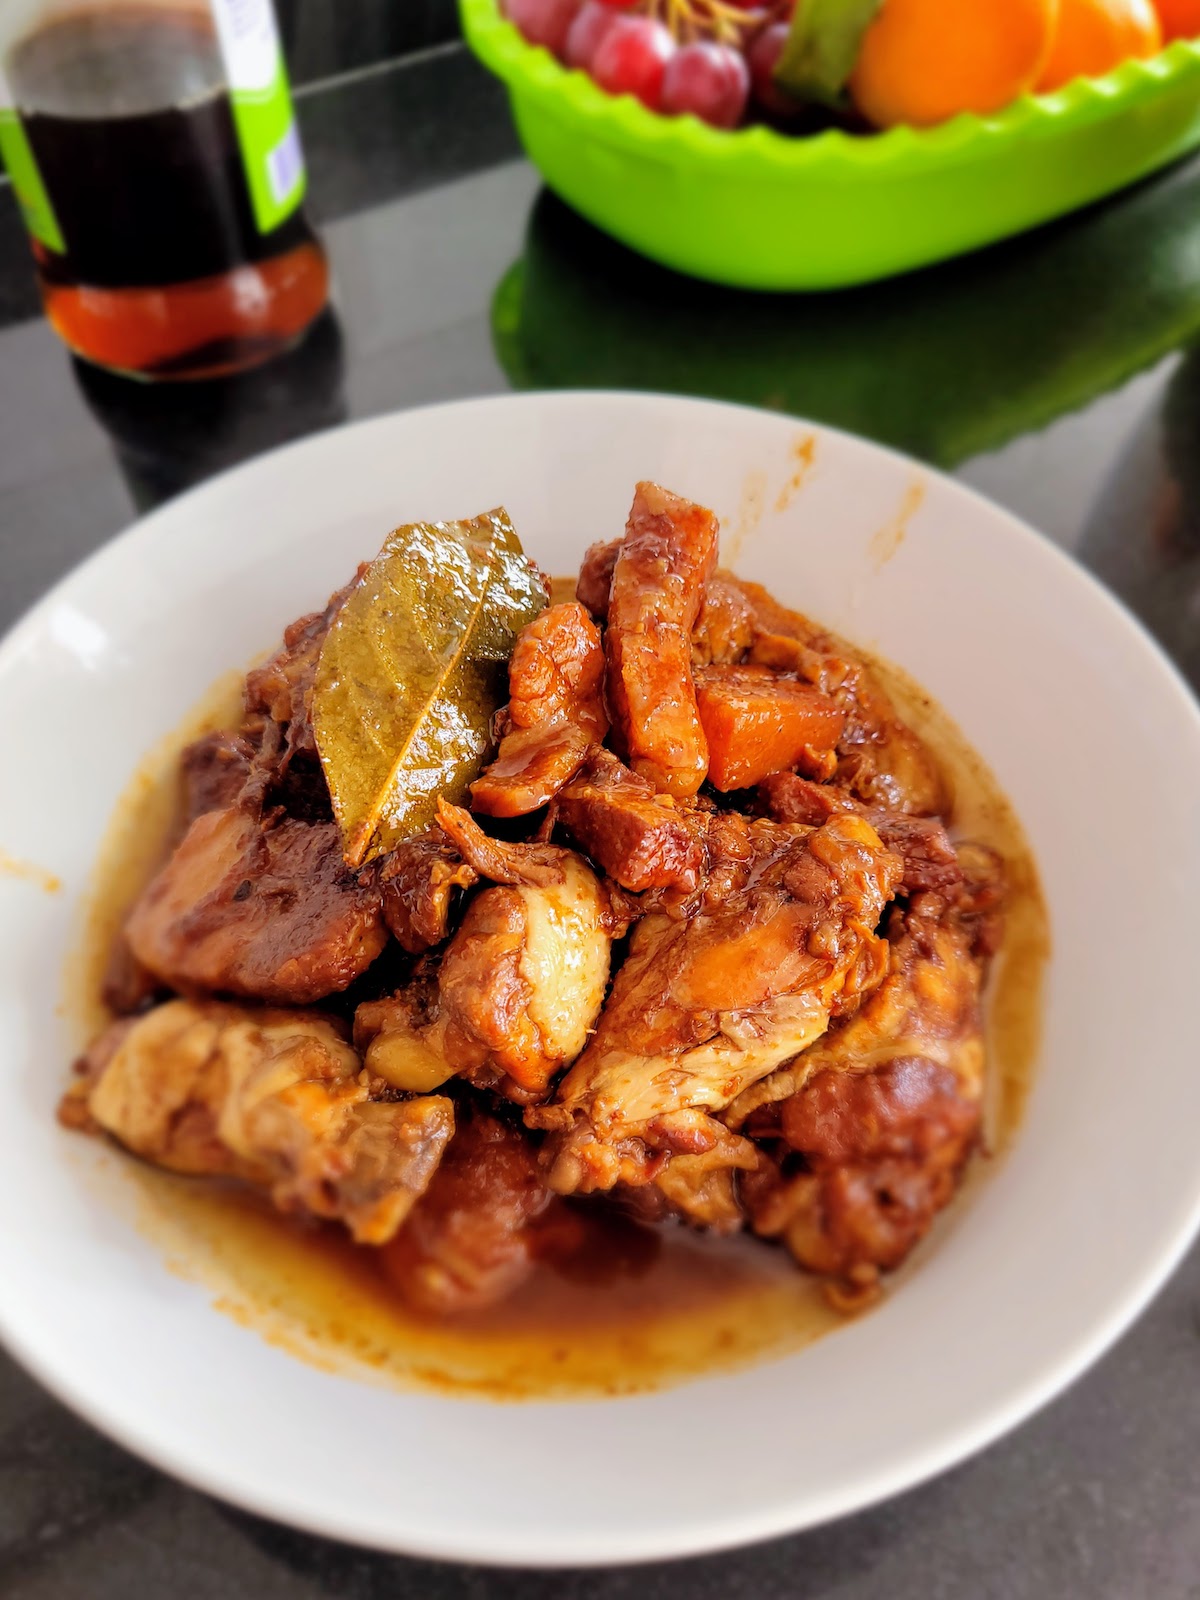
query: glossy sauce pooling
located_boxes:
[65,617,1048,1401]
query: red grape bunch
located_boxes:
[502,0,798,129]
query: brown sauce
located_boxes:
[63,620,1049,1403]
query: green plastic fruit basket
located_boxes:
[461,0,1200,290]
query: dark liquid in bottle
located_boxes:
[7,4,328,378]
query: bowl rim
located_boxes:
[461,0,1200,171]
[6,390,1200,1565]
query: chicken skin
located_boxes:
[125,805,387,1005]
[355,803,614,1103]
[71,999,454,1245]
[735,846,1004,1293]
[530,812,903,1194]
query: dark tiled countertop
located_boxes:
[1,36,1199,1600]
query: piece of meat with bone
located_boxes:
[755,772,961,895]
[354,801,613,1102]
[557,748,706,897]
[732,845,1004,1296]
[744,1059,980,1303]
[605,482,719,798]
[528,811,903,1195]
[727,852,1000,1132]
[650,1118,762,1233]
[74,999,454,1244]
[243,570,363,765]
[181,730,257,823]
[471,602,608,818]
[126,805,388,1004]
[378,829,478,954]
[378,1109,558,1313]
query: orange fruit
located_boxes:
[1037,0,1162,89]
[850,0,1059,128]
[1153,0,1200,38]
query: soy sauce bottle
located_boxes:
[0,0,329,379]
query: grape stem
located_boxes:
[653,0,778,46]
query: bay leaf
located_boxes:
[774,0,883,107]
[313,509,547,867]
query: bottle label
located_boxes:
[0,2,305,256]
[0,68,63,253]
[209,0,307,233]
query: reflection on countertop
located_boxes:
[494,162,1200,470]
[72,309,347,512]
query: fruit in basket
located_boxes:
[661,39,752,123]
[1037,0,1161,87]
[565,0,622,64]
[502,0,584,54]
[591,14,678,106]
[502,0,1174,131]
[849,0,1058,126]
[746,21,805,114]
[772,0,883,103]
[1155,0,1200,37]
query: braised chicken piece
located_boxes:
[557,748,706,897]
[727,853,999,1132]
[181,730,257,823]
[733,847,1003,1295]
[378,829,478,954]
[530,812,903,1195]
[355,803,613,1103]
[243,570,364,769]
[744,1059,980,1303]
[378,1109,557,1314]
[67,477,1018,1321]
[96,730,263,1021]
[68,999,453,1244]
[756,772,962,894]
[605,482,719,798]
[126,805,388,1005]
[650,1121,762,1234]
[99,731,261,1020]
[120,565,391,1007]
[471,602,608,817]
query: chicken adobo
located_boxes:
[62,481,1011,1316]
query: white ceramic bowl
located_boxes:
[1,392,1198,1567]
